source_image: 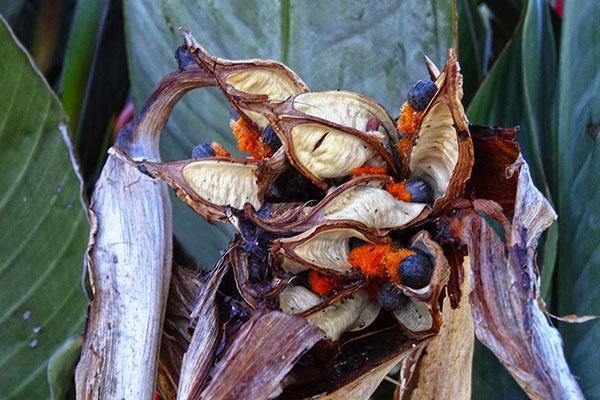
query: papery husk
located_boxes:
[246,175,429,234]
[182,31,309,131]
[396,257,473,400]
[453,158,584,399]
[176,255,229,399]
[197,311,324,400]
[273,222,387,278]
[157,264,201,400]
[135,148,287,222]
[76,67,216,399]
[407,49,473,212]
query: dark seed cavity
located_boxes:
[377,281,409,311]
[192,143,216,159]
[348,237,365,251]
[407,80,437,112]
[261,124,282,150]
[397,252,434,289]
[404,177,434,203]
[366,116,381,132]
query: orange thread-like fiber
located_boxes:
[385,181,412,202]
[210,142,231,157]
[347,243,415,282]
[231,117,273,159]
[397,102,423,134]
[352,165,388,177]
[308,271,341,296]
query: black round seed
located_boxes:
[261,124,282,150]
[191,143,216,158]
[377,281,409,311]
[404,177,434,203]
[174,46,195,71]
[397,252,434,289]
[407,80,437,112]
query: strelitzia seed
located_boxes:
[404,177,434,203]
[191,143,216,158]
[260,125,281,151]
[396,251,434,289]
[377,281,409,311]
[407,80,437,112]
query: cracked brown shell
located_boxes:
[405,49,474,212]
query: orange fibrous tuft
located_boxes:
[231,117,273,160]
[396,135,412,156]
[308,270,342,297]
[348,243,415,282]
[347,243,392,279]
[385,181,412,202]
[210,142,231,157]
[397,102,423,134]
[352,165,388,177]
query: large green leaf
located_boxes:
[124,0,454,267]
[0,17,88,399]
[467,0,559,398]
[555,1,600,398]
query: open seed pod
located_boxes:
[267,91,400,188]
[387,231,450,336]
[182,32,308,130]
[406,49,473,211]
[273,222,387,278]
[131,149,287,222]
[247,174,429,233]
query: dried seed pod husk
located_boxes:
[247,175,429,233]
[279,286,380,341]
[267,91,400,188]
[183,31,309,130]
[134,148,287,222]
[273,222,387,278]
[387,231,450,336]
[406,49,473,212]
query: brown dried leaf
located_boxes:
[454,158,584,399]
[198,311,324,400]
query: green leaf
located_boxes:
[0,16,88,399]
[555,0,600,398]
[124,0,455,266]
[47,335,82,400]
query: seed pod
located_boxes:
[405,49,473,211]
[279,286,379,341]
[131,151,286,222]
[248,173,429,234]
[270,91,400,188]
[183,31,308,130]
[274,223,386,278]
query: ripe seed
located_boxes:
[191,143,216,158]
[377,281,409,311]
[407,80,437,112]
[260,124,282,151]
[396,251,434,289]
[174,46,195,71]
[404,177,434,203]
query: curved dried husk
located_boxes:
[247,175,429,233]
[389,231,450,336]
[279,286,380,341]
[273,222,386,278]
[133,149,287,222]
[269,91,399,188]
[183,31,308,130]
[407,49,473,211]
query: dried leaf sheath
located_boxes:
[455,159,584,399]
[75,67,216,399]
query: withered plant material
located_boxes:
[158,265,201,400]
[75,67,216,399]
[396,259,473,400]
[197,311,324,400]
[454,159,584,399]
